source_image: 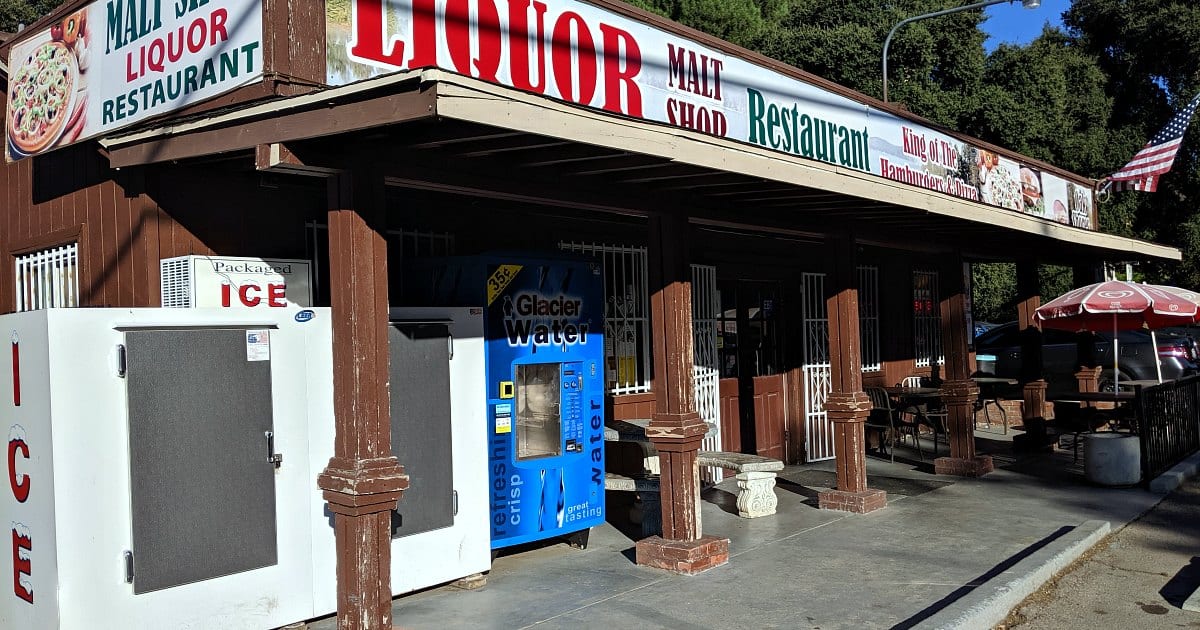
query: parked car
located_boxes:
[974,322,1200,397]
[973,321,999,338]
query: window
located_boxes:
[913,269,943,368]
[859,265,881,372]
[558,242,651,395]
[15,243,79,311]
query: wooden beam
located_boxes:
[107,88,437,168]
[255,143,343,177]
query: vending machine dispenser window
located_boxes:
[515,363,562,460]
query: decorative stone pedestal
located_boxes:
[635,535,729,575]
[934,455,994,477]
[735,471,778,518]
[817,488,887,514]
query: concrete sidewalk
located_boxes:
[310,429,1171,630]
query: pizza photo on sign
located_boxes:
[6,10,90,160]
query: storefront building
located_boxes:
[0,0,1180,627]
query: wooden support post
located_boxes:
[316,169,409,630]
[1013,261,1052,452]
[817,234,886,513]
[635,213,729,575]
[933,256,992,477]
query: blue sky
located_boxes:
[981,0,1071,51]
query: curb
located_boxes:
[912,520,1111,630]
[1148,450,1200,494]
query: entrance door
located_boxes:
[716,280,787,459]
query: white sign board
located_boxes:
[325,0,1093,229]
[161,255,313,308]
[6,0,264,160]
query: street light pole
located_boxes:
[882,0,1041,103]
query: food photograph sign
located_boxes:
[5,0,263,161]
[326,0,1094,229]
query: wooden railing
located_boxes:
[1136,374,1200,484]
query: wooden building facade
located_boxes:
[0,0,1180,626]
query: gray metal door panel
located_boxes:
[389,323,455,538]
[124,328,277,594]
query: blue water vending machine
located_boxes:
[407,254,606,549]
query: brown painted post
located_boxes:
[1013,261,1052,452]
[635,213,730,575]
[316,169,409,630]
[817,234,886,513]
[933,256,993,476]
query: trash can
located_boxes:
[1084,433,1142,486]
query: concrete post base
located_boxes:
[934,455,995,477]
[817,488,887,514]
[635,535,729,575]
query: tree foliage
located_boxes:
[0,0,59,34]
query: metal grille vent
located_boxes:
[159,258,194,308]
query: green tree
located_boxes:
[623,0,787,50]
[756,0,988,129]
[0,0,59,34]
[1064,0,1200,287]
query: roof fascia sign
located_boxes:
[326,0,1095,230]
[5,0,264,161]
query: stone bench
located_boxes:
[696,451,784,518]
[604,473,661,537]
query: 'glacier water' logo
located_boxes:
[501,293,590,348]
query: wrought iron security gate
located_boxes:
[691,264,722,481]
[802,272,834,462]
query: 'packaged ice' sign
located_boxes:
[160,255,313,308]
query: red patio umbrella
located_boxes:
[1033,280,1199,389]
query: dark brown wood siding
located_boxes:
[2,136,324,312]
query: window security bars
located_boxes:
[859,265,881,372]
[913,270,943,368]
[558,242,651,395]
[15,243,79,311]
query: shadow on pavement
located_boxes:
[1160,556,1200,608]
[888,526,1075,630]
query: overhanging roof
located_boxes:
[98,69,1181,263]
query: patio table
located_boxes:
[971,377,1017,433]
[882,387,946,455]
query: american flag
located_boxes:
[1106,92,1200,192]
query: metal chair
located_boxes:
[864,387,898,462]
[872,386,925,461]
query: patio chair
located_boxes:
[918,376,949,456]
[877,387,927,461]
[864,387,898,462]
